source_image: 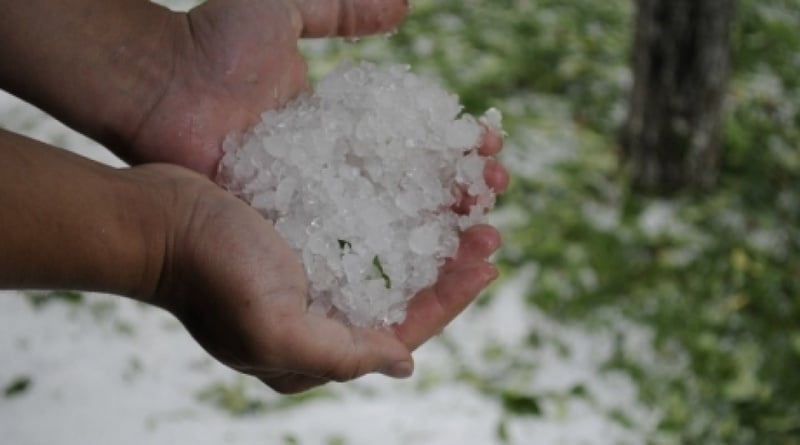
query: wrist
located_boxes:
[119,163,220,310]
[117,163,202,307]
[113,165,174,304]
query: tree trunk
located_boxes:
[621,0,735,194]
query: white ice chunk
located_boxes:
[409,223,442,255]
[480,107,503,131]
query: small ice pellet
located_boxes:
[480,107,503,131]
[409,223,441,255]
[218,61,502,327]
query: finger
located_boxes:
[478,126,504,156]
[484,158,510,193]
[273,313,413,381]
[394,260,498,351]
[444,225,501,267]
[439,225,500,275]
[294,0,409,38]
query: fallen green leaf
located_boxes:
[4,376,32,398]
[372,255,391,289]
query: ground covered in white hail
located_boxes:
[0,84,671,445]
[219,61,497,326]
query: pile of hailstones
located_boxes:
[218,61,501,327]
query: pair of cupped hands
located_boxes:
[97,0,508,393]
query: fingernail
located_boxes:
[381,360,414,378]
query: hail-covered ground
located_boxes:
[0,77,669,444]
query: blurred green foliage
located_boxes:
[304,0,800,443]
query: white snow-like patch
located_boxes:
[0,283,663,445]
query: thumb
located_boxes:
[293,0,409,38]
[278,312,415,380]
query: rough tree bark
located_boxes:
[621,0,735,194]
